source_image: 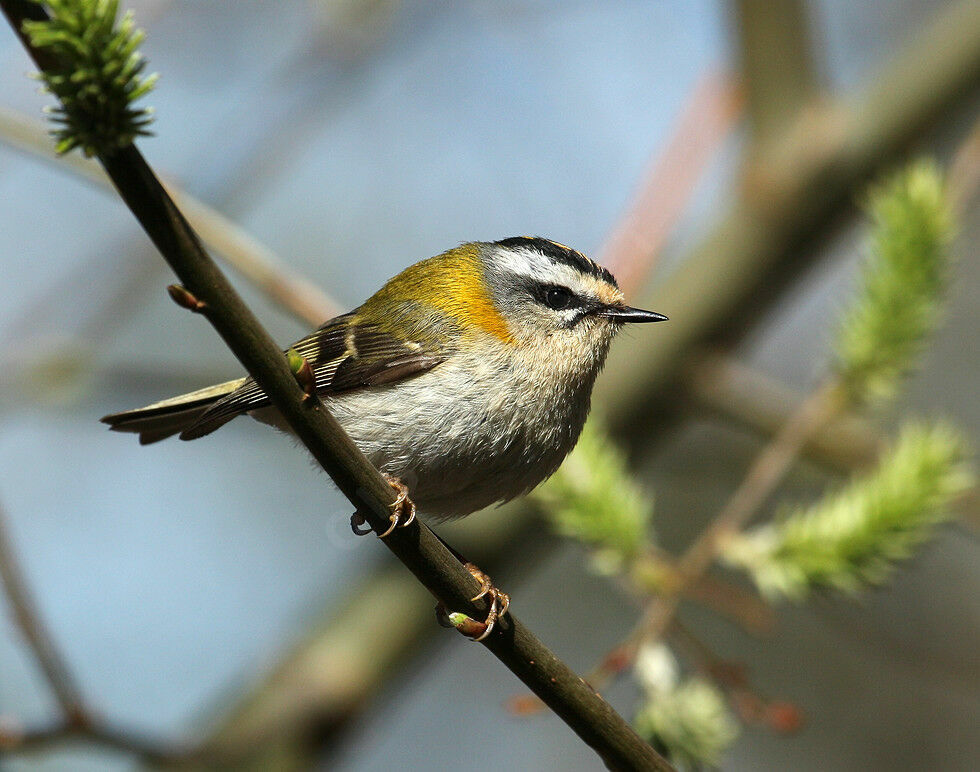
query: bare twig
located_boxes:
[733,0,819,149]
[946,112,980,214]
[0,502,85,720]
[678,379,846,579]
[0,717,178,761]
[688,352,980,531]
[0,501,178,761]
[687,352,881,472]
[600,70,742,295]
[682,575,775,636]
[0,106,339,327]
[668,621,803,734]
[632,379,845,649]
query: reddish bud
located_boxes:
[166,284,206,312]
[446,612,488,639]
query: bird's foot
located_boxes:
[350,474,416,538]
[436,563,510,642]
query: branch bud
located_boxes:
[166,284,206,312]
[286,348,316,400]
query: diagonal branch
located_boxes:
[0,106,339,327]
[0,3,672,769]
[0,499,179,761]
[0,502,85,721]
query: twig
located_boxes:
[630,379,845,650]
[0,717,178,761]
[686,351,881,472]
[600,70,742,296]
[0,106,339,327]
[0,501,178,761]
[576,377,845,693]
[0,501,85,720]
[668,621,803,733]
[687,351,980,531]
[0,4,673,769]
[733,0,818,149]
[678,378,845,580]
[946,112,980,215]
[682,575,775,636]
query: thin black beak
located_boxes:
[596,305,669,323]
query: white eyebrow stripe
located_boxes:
[494,246,595,293]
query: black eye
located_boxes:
[543,286,573,310]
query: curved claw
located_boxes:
[451,563,511,641]
[349,475,416,538]
[350,511,372,536]
[377,475,416,539]
[377,512,400,539]
[472,593,499,642]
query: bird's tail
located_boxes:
[100,378,247,445]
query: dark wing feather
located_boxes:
[179,312,447,439]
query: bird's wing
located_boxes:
[180,311,448,439]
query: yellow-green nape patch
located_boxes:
[370,244,515,344]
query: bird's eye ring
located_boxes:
[543,286,573,311]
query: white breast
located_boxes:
[324,342,605,519]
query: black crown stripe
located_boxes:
[494,236,618,288]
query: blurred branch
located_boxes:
[677,378,845,581]
[0,106,339,327]
[733,0,819,150]
[688,352,881,472]
[0,719,178,761]
[596,379,845,673]
[946,111,980,214]
[668,621,802,735]
[0,501,85,720]
[0,4,673,768]
[0,501,177,761]
[597,0,980,441]
[182,505,541,768]
[688,352,980,531]
[600,70,742,295]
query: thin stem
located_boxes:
[0,106,339,327]
[683,575,775,635]
[600,70,742,296]
[582,378,846,687]
[0,502,86,720]
[640,379,844,645]
[0,718,178,761]
[0,500,179,762]
[677,379,845,579]
[687,351,881,472]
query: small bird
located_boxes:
[104,236,666,513]
[102,237,666,634]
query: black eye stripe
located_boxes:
[545,287,572,310]
[530,283,581,312]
